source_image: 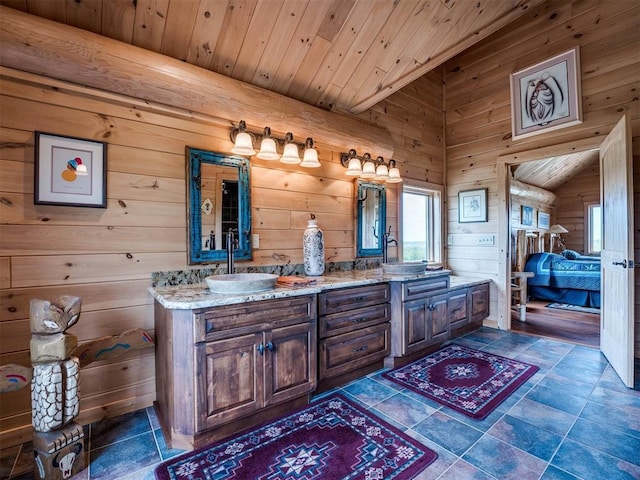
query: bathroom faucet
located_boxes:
[226,229,235,274]
[382,226,397,264]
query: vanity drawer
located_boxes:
[318,283,390,315]
[319,322,390,380]
[194,295,316,342]
[403,276,449,301]
[319,303,390,338]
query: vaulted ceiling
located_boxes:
[513,150,600,192]
[0,0,543,114]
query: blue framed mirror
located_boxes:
[356,181,386,257]
[186,147,251,265]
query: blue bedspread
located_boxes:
[525,252,600,291]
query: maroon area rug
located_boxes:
[383,344,539,420]
[155,394,437,480]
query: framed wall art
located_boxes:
[34,132,107,208]
[510,48,582,140]
[458,188,488,223]
[538,211,550,229]
[521,205,534,226]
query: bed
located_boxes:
[524,251,601,308]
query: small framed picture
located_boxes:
[35,132,107,208]
[510,48,582,140]
[521,205,534,226]
[538,211,550,229]
[458,188,488,223]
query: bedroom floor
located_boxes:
[3,327,639,480]
[511,300,600,347]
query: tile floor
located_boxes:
[3,327,640,480]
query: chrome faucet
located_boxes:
[226,229,235,274]
[382,226,397,264]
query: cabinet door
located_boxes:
[195,332,263,431]
[448,288,469,331]
[430,293,450,344]
[469,283,490,325]
[403,298,430,354]
[265,322,317,406]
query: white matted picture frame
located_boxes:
[458,188,488,223]
[34,132,107,208]
[510,48,582,140]
[538,211,550,229]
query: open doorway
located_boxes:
[506,151,601,347]
[497,116,635,387]
[495,137,605,331]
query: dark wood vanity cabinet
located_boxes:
[448,283,490,335]
[317,283,390,390]
[388,275,491,367]
[155,294,317,449]
[390,276,450,359]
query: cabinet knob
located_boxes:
[352,345,369,353]
[266,341,275,352]
[257,343,264,355]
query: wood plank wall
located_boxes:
[444,0,639,351]
[554,164,600,253]
[0,65,444,447]
[510,195,553,261]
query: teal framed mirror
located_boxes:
[356,181,386,257]
[186,147,251,264]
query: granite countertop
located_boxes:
[449,275,494,290]
[149,268,490,310]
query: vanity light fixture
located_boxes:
[374,156,389,181]
[230,120,256,156]
[386,160,402,183]
[256,127,279,160]
[360,153,376,179]
[230,120,320,168]
[280,132,301,164]
[340,149,403,183]
[300,138,320,168]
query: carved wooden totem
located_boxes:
[30,296,85,480]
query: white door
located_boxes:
[599,115,635,388]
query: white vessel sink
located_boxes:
[382,262,426,275]
[205,273,278,294]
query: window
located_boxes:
[401,184,443,263]
[587,203,602,254]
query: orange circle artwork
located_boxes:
[61,170,77,182]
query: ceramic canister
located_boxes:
[303,217,325,276]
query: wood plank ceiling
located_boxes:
[512,151,600,192]
[0,0,543,114]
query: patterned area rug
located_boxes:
[547,302,600,315]
[154,394,437,480]
[383,344,539,420]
